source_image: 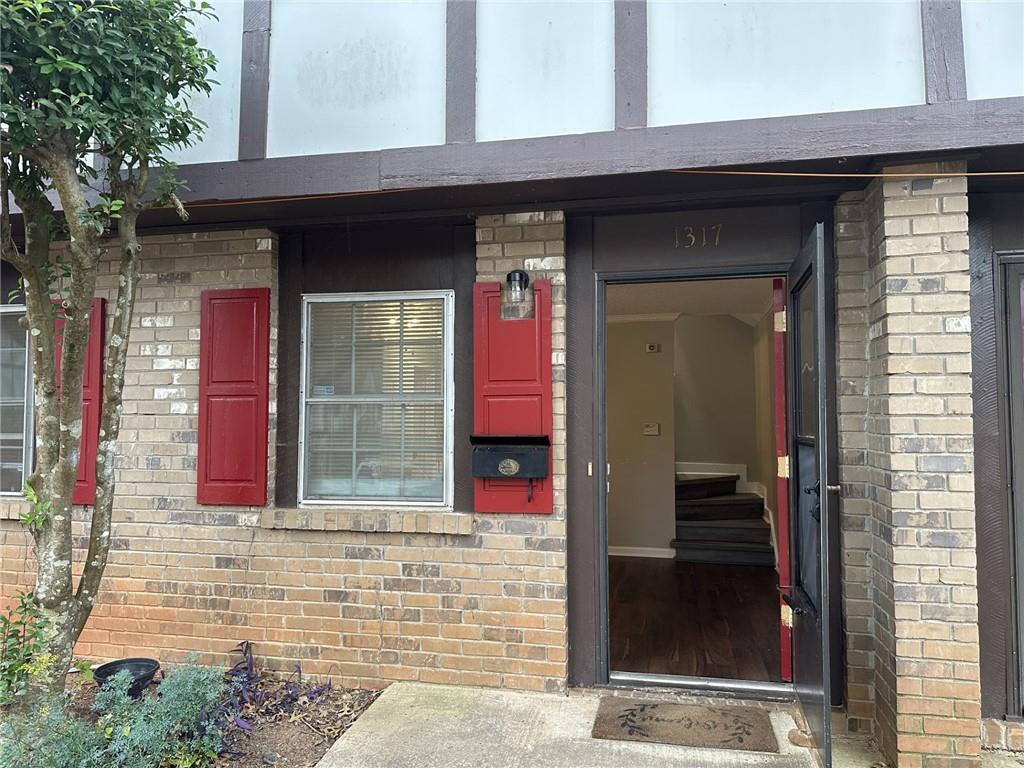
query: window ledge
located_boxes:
[0,499,28,521]
[260,507,475,535]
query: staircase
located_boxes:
[671,474,774,567]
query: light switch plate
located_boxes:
[642,422,660,436]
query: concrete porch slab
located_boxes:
[983,751,1024,767]
[318,682,884,768]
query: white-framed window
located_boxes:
[299,290,455,507]
[0,304,32,495]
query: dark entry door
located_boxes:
[1008,263,1024,704]
[785,222,833,766]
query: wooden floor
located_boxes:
[608,556,782,682]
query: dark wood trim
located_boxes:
[177,97,1023,204]
[238,0,272,161]
[972,195,1010,718]
[595,275,610,683]
[273,230,302,507]
[445,0,476,144]
[1008,259,1024,715]
[614,0,647,130]
[973,193,1024,719]
[566,214,600,686]
[921,0,968,104]
[138,177,861,237]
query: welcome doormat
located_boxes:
[591,697,780,753]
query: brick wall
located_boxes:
[0,216,571,692]
[836,163,980,767]
[0,195,1000,764]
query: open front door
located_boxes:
[785,222,833,766]
[772,278,792,683]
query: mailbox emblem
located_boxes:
[498,458,521,476]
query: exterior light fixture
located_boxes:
[506,269,530,304]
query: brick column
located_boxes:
[835,189,876,735]
[864,163,979,768]
[473,211,569,690]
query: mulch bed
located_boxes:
[216,682,381,768]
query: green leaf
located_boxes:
[2,0,217,210]
[73,658,95,682]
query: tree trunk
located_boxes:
[35,152,103,695]
[0,190,80,698]
[74,196,143,633]
[3,145,151,701]
[8,143,106,698]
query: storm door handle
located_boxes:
[780,591,807,616]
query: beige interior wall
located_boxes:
[607,320,676,551]
[751,310,779,551]
[673,315,757,471]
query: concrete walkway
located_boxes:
[984,753,1024,767]
[318,682,884,768]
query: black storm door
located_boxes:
[786,222,833,766]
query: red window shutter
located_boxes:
[54,298,105,505]
[197,288,270,505]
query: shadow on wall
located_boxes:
[673,314,757,469]
[606,320,677,554]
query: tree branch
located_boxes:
[0,159,25,271]
[43,143,100,489]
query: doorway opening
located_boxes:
[604,276,788,686]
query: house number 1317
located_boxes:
[674,224,722,249]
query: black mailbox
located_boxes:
[470,435,550,480]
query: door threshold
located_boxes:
[609,671,795,700]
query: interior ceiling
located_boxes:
[607,277,775,325]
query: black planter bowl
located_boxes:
[93,658,160,698]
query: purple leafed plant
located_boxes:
[214,641,333,736]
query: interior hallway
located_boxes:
[608,557,782,682]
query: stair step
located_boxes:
[674,474,740,500]
[670,537,774,553]
[675,517,771,545]
[671,537,775,567]
[676,492,764,521]
[670,545,776,567]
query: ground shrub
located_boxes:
[0,695,107,768]
[0,591,48,707]
[0,662,226,768]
